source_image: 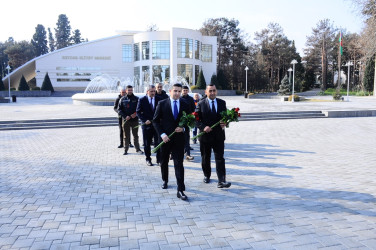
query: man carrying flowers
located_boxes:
[195,84,231,188]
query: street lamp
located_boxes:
[287,68,292,84]
[245,66,249,93]
[6,65,11,100]
[345,61,353,102]
[291,59,298,102]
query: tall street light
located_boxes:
[291,59,298,102]
[345,61,353,102]
[245,66,249,93]
[287,68,292,84]
[6,65,11,100]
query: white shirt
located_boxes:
[170,97,180,114]
[208,98,217,112]
[148,96,155,109]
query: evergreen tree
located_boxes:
[32,24,48,56]
[41,73,55,92]
[210,74,218,87]
[18,75,29,91]
[71,29,83,45]
[0,78,5,91]
[48,28,55,52]
[363,55,375,92]
[55,14,72,49]
[217,69,228,90]
[196,69,206,89]
[277,75,290,95]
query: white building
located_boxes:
[3,27,217,90]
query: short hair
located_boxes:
[182,85,189,90]
[156,82,163,86]
[147,84,156,90]
[169,83,183,91]
[126,85,133,89]
[119,86,127,91]
[207,83,216,88]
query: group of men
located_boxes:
[114,82,231,201]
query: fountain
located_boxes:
[72,74,194,106]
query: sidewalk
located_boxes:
[1,96,376,249]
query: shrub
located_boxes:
[288,94,300,101]
[18,75,30,91]
[0,78,5,91]
[196,69,206,89]
[332,89,342,100]
[190,85,197,90]
[31,86,41,91]
[41,73,55,92]
[10,87,16,91]
[235,90,243,95]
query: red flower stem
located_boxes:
[191,120,223,141]
[152,131,176,153]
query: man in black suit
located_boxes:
[136,85,161,166]
[195,84,231,188]
[181,85,195,161]
[153,83,190,200]
[114,88,126,148]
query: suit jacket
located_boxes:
[136,95,161,128]
[153,98,190,137]
[195,98,226,143]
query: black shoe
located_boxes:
[217,182,231,188]
[203,177,210,183]
[177,191,188,200]
[118,145,123,148]
[136,150,144,155]
[190,147,194,150]
[146,160,153,166]
[123,152,128,155]
[129,144,134,148]
[162,182,168,189]
[193,141,197,144]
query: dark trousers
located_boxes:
[184,129,191,156]
[200,139,226,182]
[160,133,185,191]
[192,127,198,142]
[142,125,160,163]
[118,117,123,145]
[122,119,140,152]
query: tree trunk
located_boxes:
[321,38,327,90]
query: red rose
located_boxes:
[235,107,240,112]
[238,113,241,117]
[192,112,200,121]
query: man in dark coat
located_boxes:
[181,85,195,161]
[118,85,143,155]
[114,88,126,148]
[136,85,161,166]
[155,82,169,100]
[195,84,231,188]
[153,83,190,200]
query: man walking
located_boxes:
[114,87,126,148]
[195,84,231,188]
[153,83,190,200]
[181,85,195,161]
[118,85,143,155]
[155,82,169,100]
[136,85,161,166]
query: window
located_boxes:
[177,64,193,84]
[195,65,200,84]
[195,40,201,60]
[177,38,193,58]
[134,43,140,61]
[142,66,150,84]
[201,44,212,62]
[152,40,170,59]
[142,41,149,60]
[152,65,170,84]
[134,66,140,86]
[122,44,132,62]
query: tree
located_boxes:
[210,74,218,87]
[32,24,48,56]
[18,75,29,91]
[71,29,84,45]
[0,78,5,91]
[48,28,55,52]
[217,68,228,90]
[277,75,290,95]
[5,41,35,69]
[55,14,72,49]
[196,69,206,89]
[305,19,337,90]
[363,55,375,92]
[41,73,55,92]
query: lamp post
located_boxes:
[6,65,11,100]
[287,67,292,84]
[245,66,249,93]
[291,59,298,102]
[345,61,353,102]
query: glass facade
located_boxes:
[201,44,212,62]
[122,44,132,62]
[195,65,200,84]
[142,66,150,85]
[134,66,140,85]
[152,65,170,84]
[152,41,170,59]
[177,38,193,58]
[134,43,140,61]
[177,64,193,84]
[142,41,149,60]
[195,40,200,60]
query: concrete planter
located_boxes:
[0,91,51,97]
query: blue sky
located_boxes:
[1,0,364,55]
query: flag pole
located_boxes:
[337,31,342,90]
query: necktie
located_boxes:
[211,100,216,113]
[150,98,154,111]
[173,100,178,120]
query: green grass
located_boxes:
[323,88,373,96]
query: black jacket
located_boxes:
[117,94,139,122]
[155,90,169,100]
[136,95,161,127]
[114,94,122,118]
[195,98,226,142]
[181,94,196,113]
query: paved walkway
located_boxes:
[1,95,376,249]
